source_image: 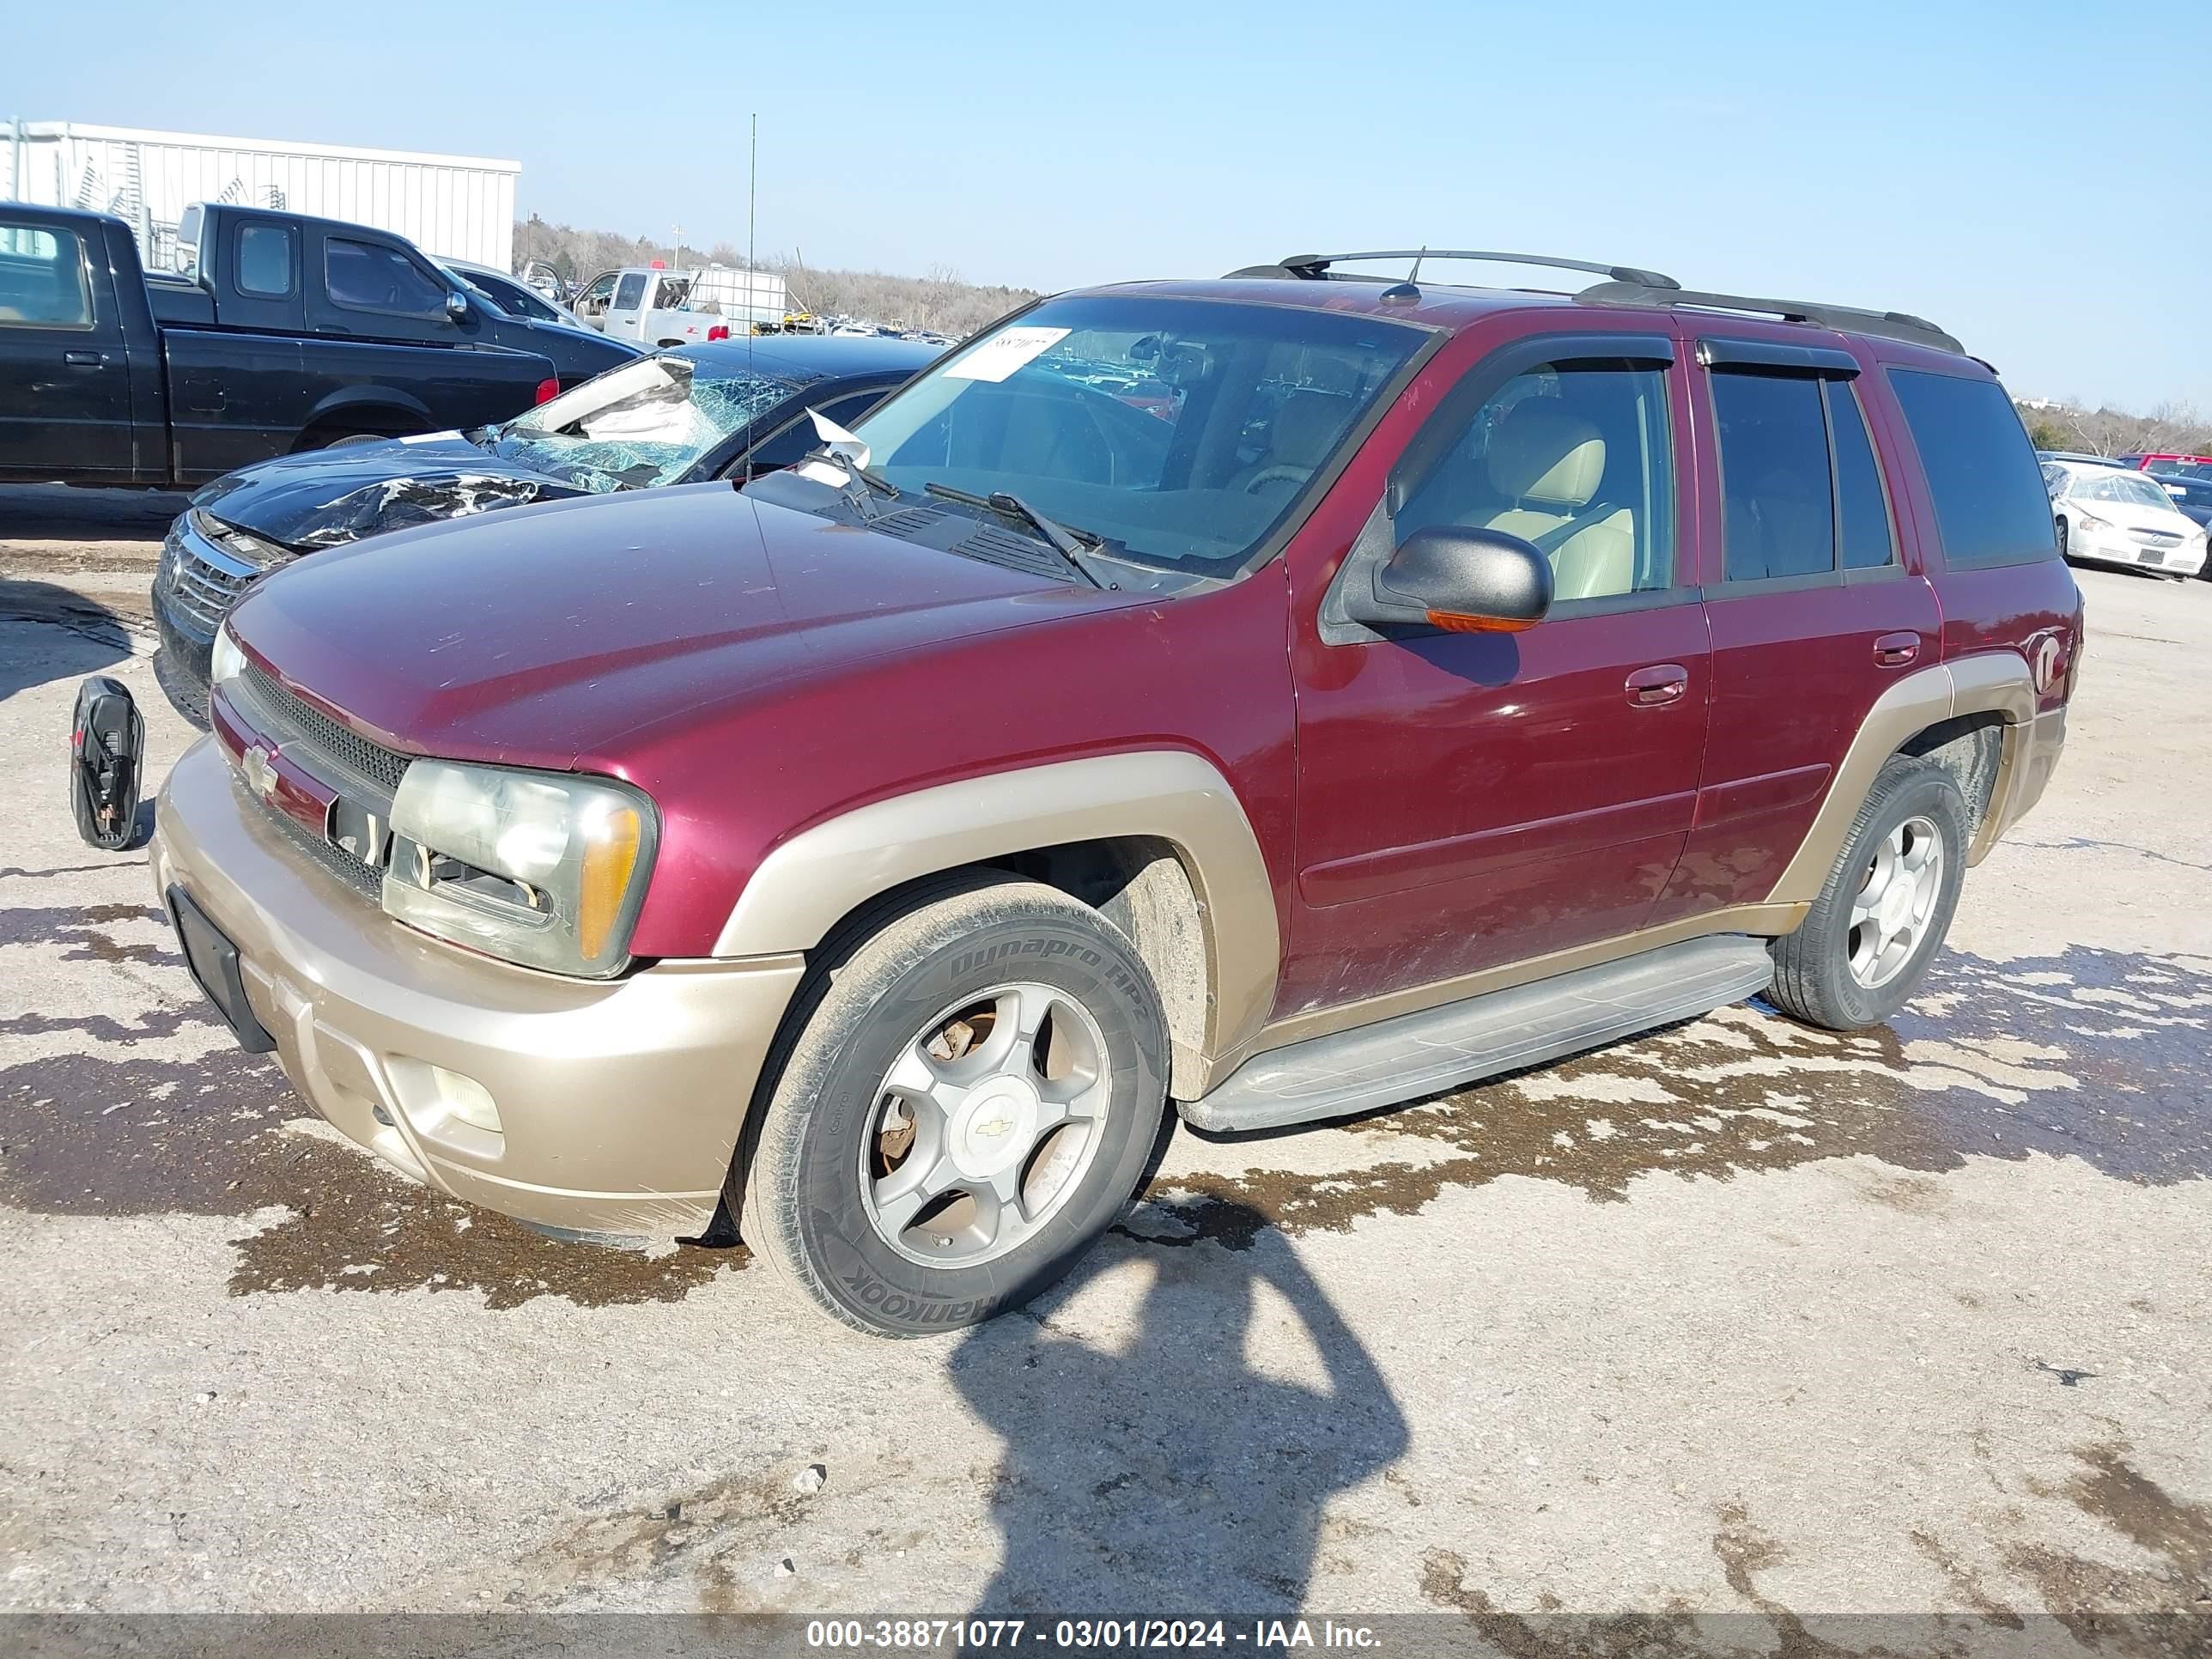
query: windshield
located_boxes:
[492,355,807,489]
[2073,470,2183,512]
[838,294,1426,576]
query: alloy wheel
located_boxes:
[1846,815,1945,989]
[858,982,1113,1267]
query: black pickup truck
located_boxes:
[0,202,637,489]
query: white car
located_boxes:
[2043,459,2209,580]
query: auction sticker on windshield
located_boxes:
[944,326,1070,383]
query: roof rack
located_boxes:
[1577,280,1963,356]
[1246,249,1683,290]
[1218,248,1965,358]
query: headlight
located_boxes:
[209,622,245,687]
[383,759,658,978]
[2075,510,2110,532]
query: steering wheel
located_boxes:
[1242,465,1310,495]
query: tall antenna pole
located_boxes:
[748,114,758,334]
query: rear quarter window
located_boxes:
[1887,369,2056,568]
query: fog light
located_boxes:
[425,1065,502,1135]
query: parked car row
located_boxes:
[2036,448,2212,580]
[1,202,638,489]
[137,244,2081,1335]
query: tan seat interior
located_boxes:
[1474,404,1637,600]
[1230,391,1347,495]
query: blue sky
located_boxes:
[9,0,2208,410]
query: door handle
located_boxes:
[63,350,102,367]
[1626,663,1690,706]
[1874,632,1921,667]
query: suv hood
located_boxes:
[191,432,595,550]
[228,484,1127,769]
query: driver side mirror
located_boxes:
[1347,526,1553,633]
[444,290,471,323]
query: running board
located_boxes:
[1181,935,1775,1134]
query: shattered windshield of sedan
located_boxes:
[493,356,810,489]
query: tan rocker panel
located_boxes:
[711,750,1282,1075]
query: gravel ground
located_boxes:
[3,489,2208,1651]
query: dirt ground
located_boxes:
[3,486,2207,1653]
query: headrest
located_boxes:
[1488,404,1606,507]
[1269,392,1344,470]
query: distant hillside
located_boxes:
[513,216,1040,336]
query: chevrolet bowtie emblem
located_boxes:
[240,744,278,801]
[974,1115,1015,1139]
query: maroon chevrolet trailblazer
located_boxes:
[153,248,2080,1334]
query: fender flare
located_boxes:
[301,385,435,435]
[710,750,1280,1073]
[1765,653,2038,906]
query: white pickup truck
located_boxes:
[569,264,793,346]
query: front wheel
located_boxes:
[741,872,1170,1337]
[2055,517,2070,562]
[1767,756,1968,1030]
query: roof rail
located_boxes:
[1253,249,1684,291]
[1578,280,1964,356]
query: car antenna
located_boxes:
[746,112,757,388]
[1407,246,1427,283]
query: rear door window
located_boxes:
[1712,373,1836,580]
[1886,369,2057,568]
[614,272,649,310]
[1827,382,1896,570]
[0,222,93,328]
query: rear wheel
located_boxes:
[1768,756,1968,1030]
[741,872,1169,1337]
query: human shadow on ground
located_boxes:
[948,1203,1407,1630]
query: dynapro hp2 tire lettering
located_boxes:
[739,872,1170,1338]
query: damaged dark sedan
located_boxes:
[152,334,936,715]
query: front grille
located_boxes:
[239,660,414,797]
[161,527,248,635]
[2131,529,2183,548]
[261,786,385,902]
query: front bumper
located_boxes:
[2073,526,2208,576]
[152,737,805,1237]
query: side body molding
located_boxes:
[711,750,1281,1075]
[1764,653,2038,907]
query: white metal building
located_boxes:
[3,120,520,271]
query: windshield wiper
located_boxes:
[923,483,1107,589]
[798,445,900,500]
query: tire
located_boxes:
[1767,755,1969,1031]
[2054,518,2071,562]
[741,872,1170,1338]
